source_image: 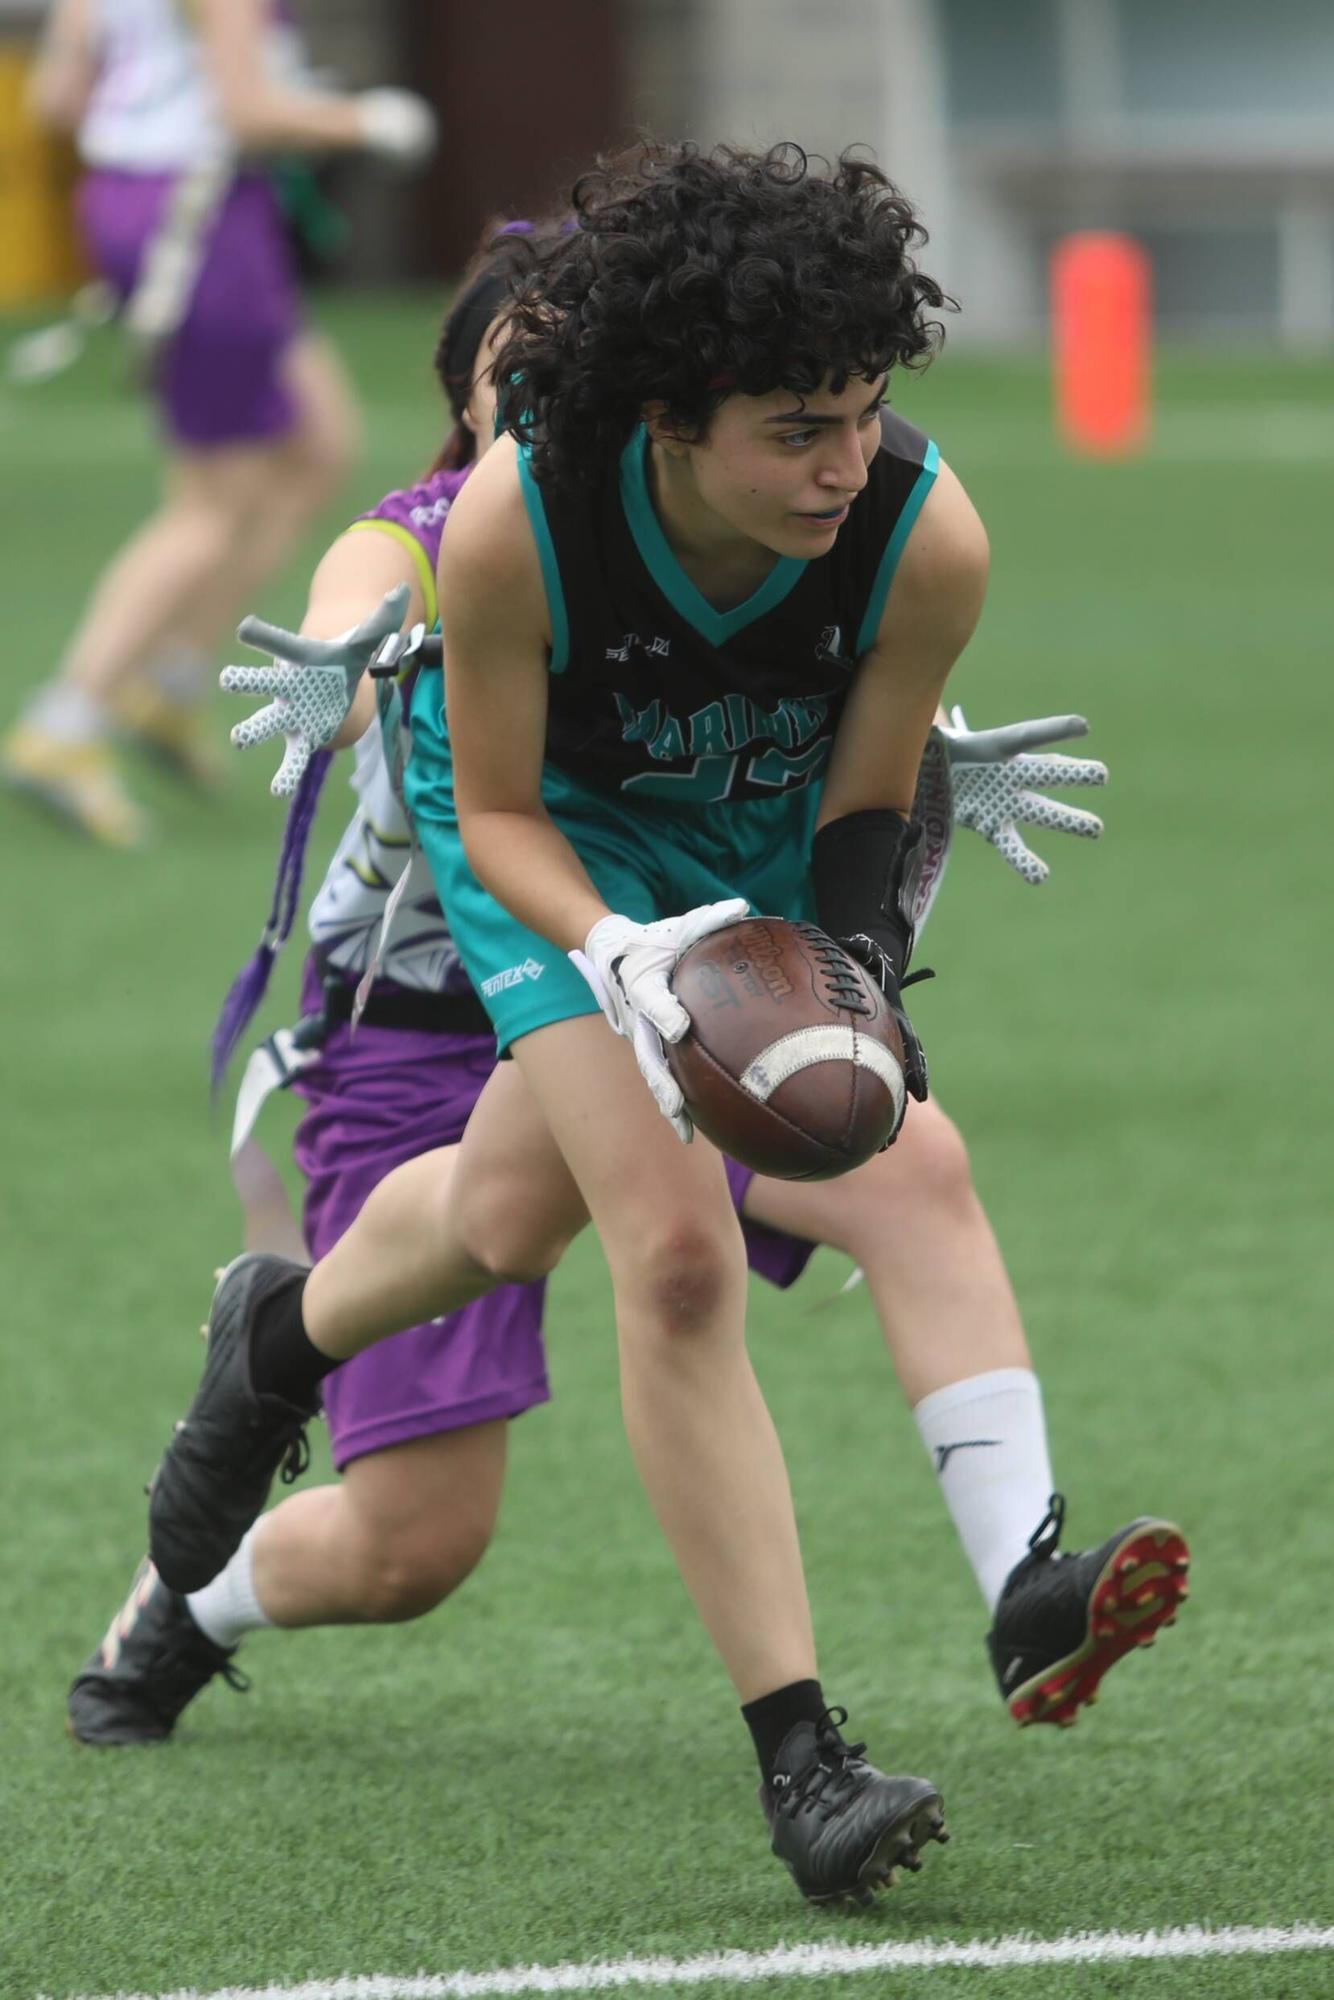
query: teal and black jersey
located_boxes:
[516,408,939,806]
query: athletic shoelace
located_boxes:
[773,1709,871,1821]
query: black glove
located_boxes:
[837,931,930,1106]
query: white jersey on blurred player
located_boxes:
[79,0,310,172]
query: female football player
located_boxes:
[1,0,436,844]
[141,148,1187,1904]
[70,226,850,1741]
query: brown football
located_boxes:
[666,917,906,1181]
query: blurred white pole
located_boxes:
[879,0,954,293]
[1278,195,1334,351]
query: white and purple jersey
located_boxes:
[79,0,311,172]
[306,467,473,996]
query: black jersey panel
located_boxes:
[524,409,936,803]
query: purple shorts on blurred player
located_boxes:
[78,169,302,448]
[290,959,815,1471]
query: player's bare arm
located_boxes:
[810,461,989,1123]
[299,530,429,748]
[820,460,990,827]
[440,441,610,952]
[198,0,435,164]
[27,0,98,132]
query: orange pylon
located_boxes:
[1051,233,1151,457]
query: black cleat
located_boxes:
[762,1709,947,1905]
[68,1558,248,1745]
[988,1494,1190,1728]
[148,1253,314,1593]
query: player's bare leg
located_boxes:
[302,1079,585,1351]
[117,337,361,788]
[70,1425,506,1745]
[244,1422,506,1627]
[745,1097,1189,1724]
[496,1018,944,1901]
[147,1021,946,1899]
[502,1018,817,1704]
[4,339,359,843]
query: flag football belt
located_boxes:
[315,969,493,1036]
[229,972,493,1162]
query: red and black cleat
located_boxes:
[988,1496,1190,1729]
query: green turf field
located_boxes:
[2,300,1331,2000]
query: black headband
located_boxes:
[441,271,511,420]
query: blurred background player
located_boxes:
[0,0,437,847]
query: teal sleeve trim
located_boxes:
[516,448,571,674]
[854,439,941,656]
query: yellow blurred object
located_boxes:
[0,46,87,305]
[114,682,225,792]
[1,723,150,848]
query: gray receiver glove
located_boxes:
[221,584,416,796]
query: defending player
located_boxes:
[1,0,436,845]
[141,147,1188,1903]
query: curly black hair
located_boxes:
[494,141,952,489]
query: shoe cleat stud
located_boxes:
[1176,1582,1191,1601]
[1163,1614,1177,1627]
[901,1849,923,1873]
[1094,1617,1117,1638]
[1134,1586,1160,1606]
[1171,1554,1190,1571]
[1117,1553,1138,1575]
[1136,1631,1156,1647]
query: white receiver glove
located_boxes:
[221,584,414,796]
[938,705,1107,886]
[356,89,439,168]
[570,900,750,1142]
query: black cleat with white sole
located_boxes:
[763,1709,948,1905]
[68,1558,247,1746]
[148,1253,314,1594]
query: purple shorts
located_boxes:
[291,960,815,1470]
[78,169,302,448]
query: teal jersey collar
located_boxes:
[618,425,807,647]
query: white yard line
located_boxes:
[49,1921,1334,2000]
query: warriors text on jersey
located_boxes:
[518,410,939,805]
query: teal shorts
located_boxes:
[405,668,821,1052]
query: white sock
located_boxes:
[26,682,110,742]
[186,1527,274,1649]
[913,1367,1055,1614]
